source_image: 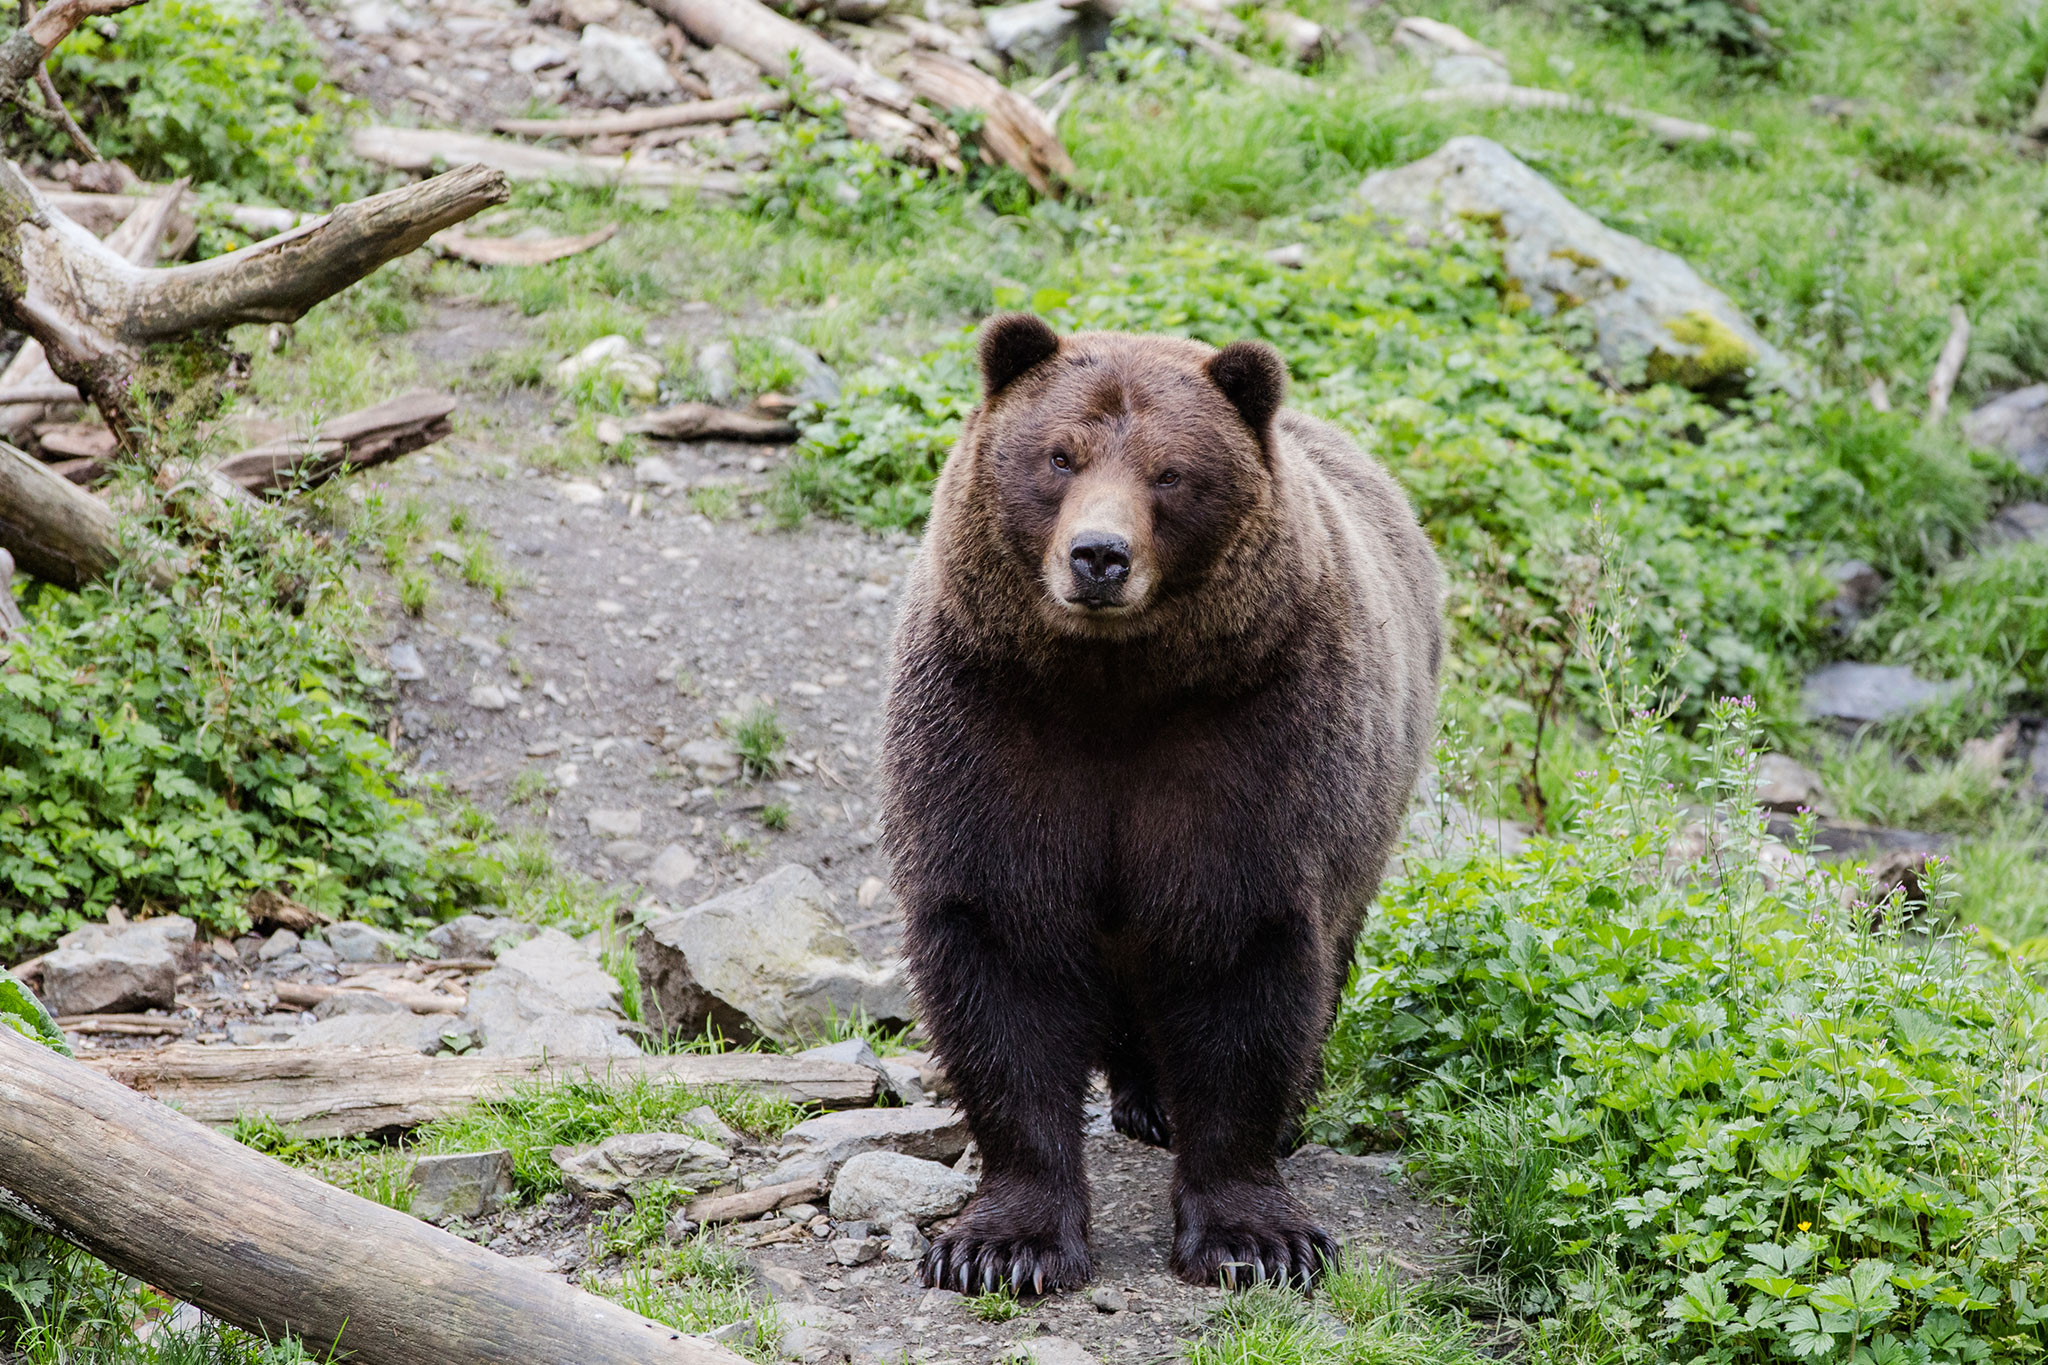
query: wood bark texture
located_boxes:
[0,439,121,586]
[892,51,1073,195]
[635,0,962,170]
[625,402,799,442]
[214,391,457,494]
[85,1044,881,1137]
[493,92,788,138]
[0,162,506,443]
[0,1028,751,1365]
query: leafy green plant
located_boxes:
[41,0,363,207]
[966,1288,1026,1323]
[759,802,790,831]
[1313,692,2048,1363]
[1,970,67,1054]
[0,511,493,957]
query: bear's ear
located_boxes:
[977,313,1061,398]
[1207,339,1287,446]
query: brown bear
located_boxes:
[881,314,1443,1296]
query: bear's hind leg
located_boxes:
[1105,1010,1173,1149]
[909,897,1098,1296]
[1156,917,1340,1290]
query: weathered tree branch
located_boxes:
[0,439,175,588]
[1926,304,1971,427]
[0,1028,753,1365]
[0,0,150,104]
[493,91,788,139]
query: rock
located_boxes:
[463,928,637,1058]
[878,1060,926,1106]
[554,335,663,402]
[779,1325,845,1363]
[386,641,427,682]
[38,916,195,1016]
[559,479,605,506]
[828,1152,976,1223]
[1391,14,1505,66]
[576,25,679,102]
[560,0,622,23]
[553,1131,735,1201]
[1432,53,1510,86]
[1090,1286,1126,1313]
[290,1011,461,1054]
[425,914,541,961]
[1263,8,1326,64]
[408,1150,515,1221]
[830,1236,881,1267]
[325,921,403,963]
[1263,242,1308,270]
[469,684,509,712]
[1001,1337,1102,1365]
[1802,662,1967,724]
[1754,754,1830,815]
[1963,386,2048,478]
[645,844,702,892]
[795,1038,919,1104]
[2028,727,2048,803]
[634,456,679,487]
[682,1103,742,1147]
[509,40,571,72]
[983,0,1097,66]
[1827,560,1885,621]
[883,1221,927,1261]
[676,738,740,785]
[299,939,339,968]
[1358,137,1788,390]
[226,1019,300,1046]
[312,990,407,1020]
[1986,501,2048,546]
[586,807,644,839]
[605,840,655,866]
[257,929,300,962]
[781,1107,970,1172]
[693,340,738,404]
[635,865,910,1047]
[754,1263,809,1301]
[343,0,414,36]
[768,338,840,406]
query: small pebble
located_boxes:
[1091,1286,1127,1314]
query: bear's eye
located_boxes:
[1049,451,1073,472]
[1157,469,1181,487]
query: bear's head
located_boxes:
[959,313,1288,640]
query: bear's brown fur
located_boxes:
[882,314,1444,1295]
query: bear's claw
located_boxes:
[1171,1215,1339,1291]
[919,1228,1091,1297]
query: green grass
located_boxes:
[966,1288,1027,1323]
[410,1074,808,1199]
[1186,1261,1491,1365]
[729,705,789,780]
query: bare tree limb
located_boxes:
[892,51,1074,196]
[32,68,98,160]
[1390,83,1755,146]
[493,91,787,139]
[1926,304,1971,427]
[0,0,150,104]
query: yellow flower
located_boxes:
[1798,1222,1811,1231]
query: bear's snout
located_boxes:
[1068,530,1132,599]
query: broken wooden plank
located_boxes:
[84,1044,881,1137]
[0,1028,750,1365]
[436,223,620,267]
[214,390,457,494]
[493,92,788,139]
[626,402,799,442]
[34,420,117,460]
[352,126,745,196]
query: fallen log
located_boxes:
[0,163,506,451]
[1926,304,1971,426]
[0,1028,750,1365]
[213,390,457,495]
[86,1044,881,1137]
[0,439,175,588]
[493,92,788,139]
[626,402,799,442]
[892,51,1074,196]
[1390,83,1755,146]
[436,223,619,267]
[353,126,745,195]
[636,0,962,171]
[272,979,467,1015]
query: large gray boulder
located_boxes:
[425,914,540,961]
[1963,386,2048,478]
[827,1152,976,1223]
[462,928,638,1058]
[1357,136,1788,390]
[552,1132,735,1201]
[408,1150,515,1221]
[635,865,910,1047]
[778,1107,971,1173]
[38,916,194,1016]
[1803,662,1966,724]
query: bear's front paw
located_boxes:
[920,1212,1092,1296]
[1111,1084,1173,1149]
[1171,1189,1339,1291]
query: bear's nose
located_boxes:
[1069,531,1132,588]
